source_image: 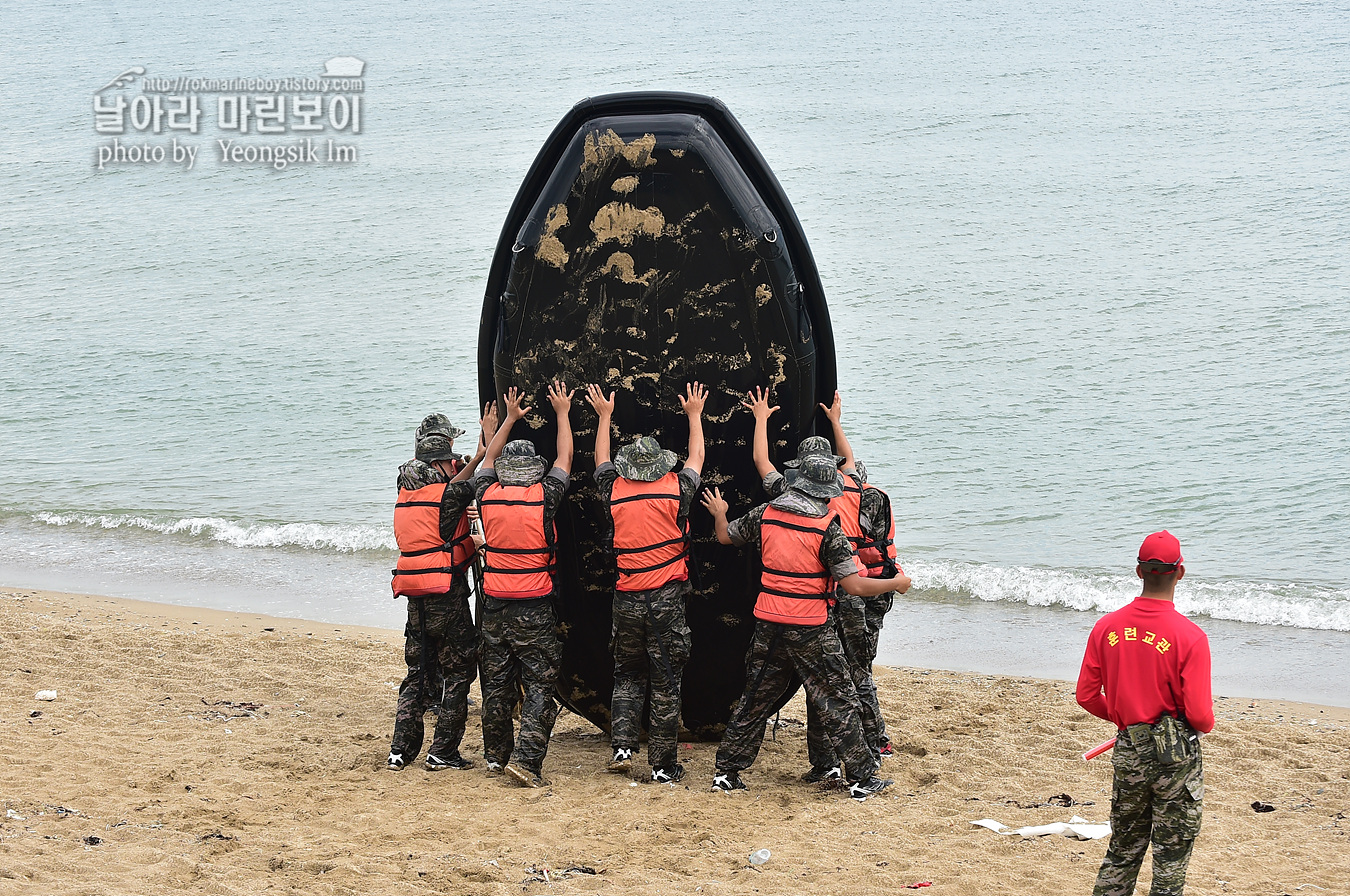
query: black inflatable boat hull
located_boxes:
[478,92,837,737]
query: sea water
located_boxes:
[1,0,1346,703]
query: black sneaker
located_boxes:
[606,747,634,773]
[878,740,893,758]
[848,776,893,800]
[484,760,504,778]
[800,764,842,784]
[425,752,474,771]
[386,751,407,771]
[712,770,747,792]
[651,764,685,784]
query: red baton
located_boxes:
[1083,737,1117,761]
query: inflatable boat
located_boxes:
[477,91,837,737]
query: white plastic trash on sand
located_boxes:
[972,816,1111,840]
[749,849,771,865]
[34,690,58,701]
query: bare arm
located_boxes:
[485,388,529,467]
[820,390,857,471]
[838,570,911,598]
[452,402,498,482]
[699,487,733,545]
[742,386,779,480]
[679,381,707,476]
[585,383,615,467]
[548,380,575,476]
[452,451,483,482]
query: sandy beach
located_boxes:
[2,587,1346,896]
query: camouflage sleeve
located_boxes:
[676,467,702,524]
[762,471,787,498]
[593,462,617,545]
[821,518,863,580]
[726,503,767,548]
[472,471,496,506]
[593,461,618,495]
[540,470,569,526]
[439,480,475,540]
[859,487,887,540]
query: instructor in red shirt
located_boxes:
[1076,530,1213,896]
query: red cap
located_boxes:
[1138,530,1183,566]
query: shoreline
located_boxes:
[3,586,1347,895]
[9,583,1348,714]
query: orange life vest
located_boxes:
[754,506,839,626]
[391,483,474,597]
[856,482,900,578]
[478,481,556,599]
[610,472,689,592]
[828,470,867,559]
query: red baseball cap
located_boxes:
[1138,530,1184,566]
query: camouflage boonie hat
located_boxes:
[414,413,467,462]
[770,488,830,518]
[497,439,548,487]
[614,435,678,483]
[783,435,845,469]
[785,453,845,500]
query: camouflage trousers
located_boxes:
[389,583,478,762]
[715,618,878,784]
[479,595,562,776]
[610,580,692,770]
[1094,722,1204,896]
[807,592,892,767]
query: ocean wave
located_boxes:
[911,559,1350,632]
[33,512,395,553]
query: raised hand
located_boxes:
[819,390,843,424]
[586,383,615,417]
[679,381,708,417]
[547,379,576,415]
[480,401,500,444]
[741,386,779,422]
[503,386,531,422]
[699,486,728,518]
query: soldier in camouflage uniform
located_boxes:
[744,388,910,782]
[587,382,707,783]
[701,454,909,798]
[849,460,902,754]
[473,383,575,788]
[387,407,496,772]
[1077,530,1214,895]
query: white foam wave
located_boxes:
[911,559,1350,632]
[33,513,394,553]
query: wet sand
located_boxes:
[878,594,1350,708]
[2,587,1347,895]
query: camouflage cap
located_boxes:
[783,434,845,469]
[496,439,548,487]
[613,435,678,483]
[785,453,845,500]
[414,413,467,462]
